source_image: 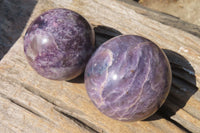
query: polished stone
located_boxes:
[85,35,172,121]
[24,8,94,80]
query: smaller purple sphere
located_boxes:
[85,35,171,121]
[24,8,94,80]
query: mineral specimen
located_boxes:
[85,35,171,121]
[24,8,94,80]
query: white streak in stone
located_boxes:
[95,49,113,108]
[120,52,151,119]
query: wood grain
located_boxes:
[0,0,200,132]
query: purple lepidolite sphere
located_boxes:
[85,35,171,121]
[24,8,94,80]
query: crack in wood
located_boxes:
[0,78,102,132]
[0,93,10,100]
[9,99,49,121]
[54,107,100,133]
[0,92,52,123]
[165,117,192,133]
[157,98,193,133]
[22,84,57,106]
[22,84,102,133]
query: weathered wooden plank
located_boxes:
[0,74,95,133]
[118,0,200,38]
[0,0,200,132]
[0,122,15,133]
[0,38,189,133]
[0,95,66,133]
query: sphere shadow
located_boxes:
[144,49,197,124]
[68,25,122,83]
[0,0,37,60]
[94,25,122,49]
[68,72,85,83]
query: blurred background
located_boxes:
[135,0,200,26]
[0,0,37,60]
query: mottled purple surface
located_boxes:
[85,35,172,121]
[24,8,94,80]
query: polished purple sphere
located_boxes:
[24,8,94,80]
[85,35,171,121]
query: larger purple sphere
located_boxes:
[85,35,171,121]
[24,8,94,80]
